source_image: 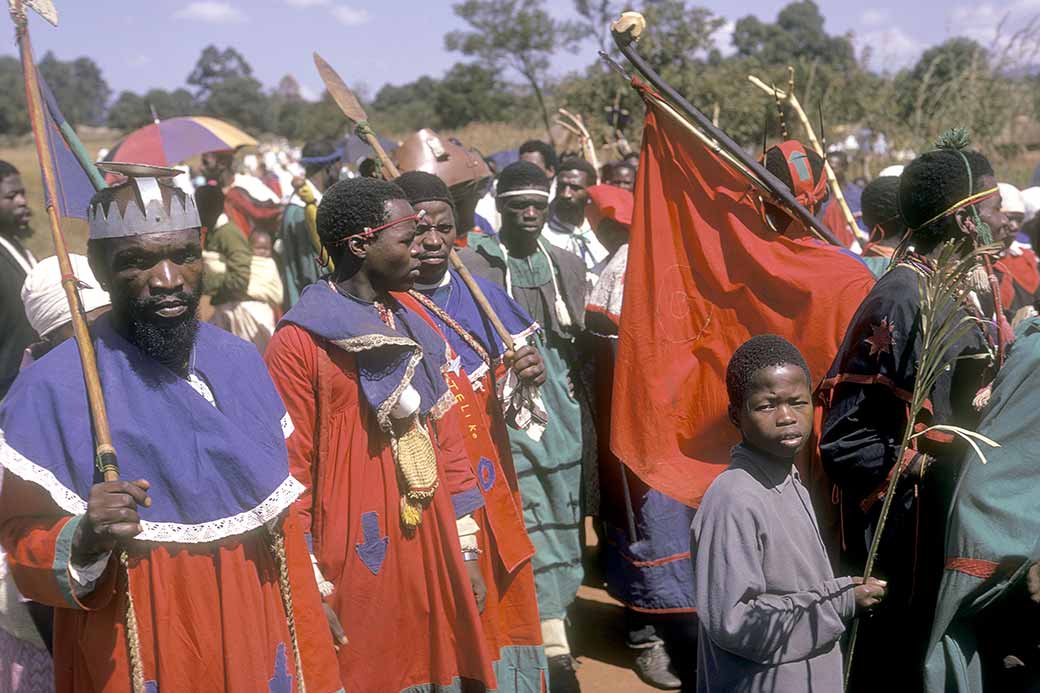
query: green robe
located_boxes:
[925,318,1040,691]
[461,234,592,621]
[203,220,251,306]
[280,202,320,307]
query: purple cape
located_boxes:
[279,282,451,422]
[416,269,538,378]
[0,317,302,544]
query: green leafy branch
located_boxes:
[844,241,1002,687]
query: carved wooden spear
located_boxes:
[313,52,516,350]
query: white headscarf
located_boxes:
[998,182,1025,216]
[1021,186,1040,223]
[21,254,110,338]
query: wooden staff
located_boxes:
[748,72,861,241]
[11,0,119,482]
[557,108,601,174]
[11,4,146,691]
[313,52,517,350]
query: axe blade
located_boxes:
[313,52,369,125]
[9,0,58,25]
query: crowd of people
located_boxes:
[0,106,1037,693]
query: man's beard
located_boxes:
[125,292,200,369]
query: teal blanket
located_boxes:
[925,319,1040,691]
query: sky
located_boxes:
[5,0,1038,102]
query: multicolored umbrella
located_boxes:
[105,116,257,167]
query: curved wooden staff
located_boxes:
[557,108,600,174]
[610,12,841,246]
[748,71,861,241]
[314,52,516,350]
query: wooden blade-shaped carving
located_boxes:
[8,0,58,25]
[313,52,368,125]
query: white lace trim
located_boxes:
[0,431,305,544]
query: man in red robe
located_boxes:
[201,150,283,238]
[264,177,497,692]
[0,164,342,692]
[395,169,550,692]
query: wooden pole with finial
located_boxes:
[8,2,145,691]
[314,52,517,350]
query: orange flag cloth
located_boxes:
[610,83,876,508]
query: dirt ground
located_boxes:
[572,521,678,693]
[571,582,662,693]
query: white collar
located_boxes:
[0,235,35,274]
[413,270,452,291]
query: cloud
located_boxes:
[173,2,245,23]
[331,5,369,26]
[948,1,1040,65]
[713,21,736,56]
[859,9,890,27]
[128,54,151,68]
[299,84,319,101]
[287,0,330,6]
[855,27,926,72]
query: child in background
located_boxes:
[247,228,285,321]
[199,183,283,354]
[690,335,886,692]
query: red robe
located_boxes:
[225,186,283,238]
[0,475,341,692]
[264,323,496,692]
[396,292,546,689]
[995,247,1040,315]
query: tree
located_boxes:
[434,62,520,128]
[146,88,197,120]
[446,0,582,138]
[108,89,197,131]
[187,45,253,98]
[274,75,303,102]
[204,76,271,134]
[573,0,617,54]
[0,57,28,135]
[732,0,855,71]
[38,52,111,126]
[107,91,150,131]
[369,76,439,134]
[637,0,725,75]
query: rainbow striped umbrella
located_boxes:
[105,116,257,166]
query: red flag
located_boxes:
[610,86,876,507]
[822,198,857,249]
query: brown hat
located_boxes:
[394,129,490,189]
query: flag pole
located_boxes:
[10,1,119,482]
[11,5,145,690]
[610,12,842,247]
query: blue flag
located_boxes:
[36,71,100,219]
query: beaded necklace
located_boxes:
[408,288,491,367]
